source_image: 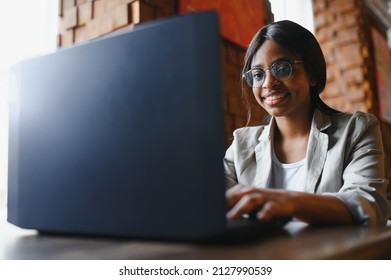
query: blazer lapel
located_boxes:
[305,109,331,193]
[253,118,274,188]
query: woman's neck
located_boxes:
[274,109,313,140]
[272,109,313,164]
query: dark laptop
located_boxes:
[7,12,287,242]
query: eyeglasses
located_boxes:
[243,59,304,88]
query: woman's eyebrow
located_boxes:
[251,57,293,69]
[250,63,264,69]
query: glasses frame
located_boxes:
[243,59,304,88]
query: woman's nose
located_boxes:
[262,70,279,89]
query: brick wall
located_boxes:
[313,0,376,113]
[312,0,391,193]
[58,0,176,47]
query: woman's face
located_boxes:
[250,40,312,119]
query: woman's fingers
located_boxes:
[226,184,258,207]
[226,185,296,220]
[226,192,266,219]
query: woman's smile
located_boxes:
[261,91,290,106]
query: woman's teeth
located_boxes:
[264,93,286,100]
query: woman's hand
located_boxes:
[226,184,353,225]
[226,184,297,221]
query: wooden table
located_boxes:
[1,210,391,260]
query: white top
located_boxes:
[269,147,306,191]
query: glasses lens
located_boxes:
[244,69,265,87]
[251,69,265,87]
[244,72,254,87]
[271,61,292,81]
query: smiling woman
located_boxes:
[224,19,390,226]
[0,0,58,209]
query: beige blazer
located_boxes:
[224,109,390,225]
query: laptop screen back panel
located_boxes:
[7,12,227,240]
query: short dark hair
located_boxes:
[241,20,339,124]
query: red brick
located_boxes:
[139,1,155,22]
[312,0,328,13]
[59,29,74,47]
[330,0,356,14]
[345,86,366,102]
[334,26,361,46]
[77,0,88,5]
[342,67,364,84]
[59,0,64,16]
[351,102,369,113]
[334,10,360,29]
[63,0,76,11]
[130,1,140,24]
[63,6,78,30]
[86,12,113,37]
[113,3,132,29]
[93,0,105,19]
[314,11,330,30]
[326,67,336,83]
[74,25,88,42]
[78,1,93,26]
[323,82,341,98]
[336,43,364,70]
[144,0,176,17]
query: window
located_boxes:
[270,0,314,33]
[0,0,58,209]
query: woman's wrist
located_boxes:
[289,192,353,225]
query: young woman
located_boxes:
[224,20,389,226]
